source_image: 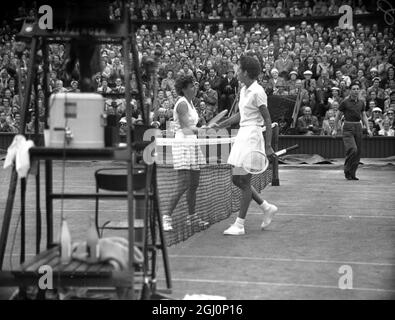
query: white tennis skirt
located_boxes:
[172,131,206,170]
[227,126,265,168]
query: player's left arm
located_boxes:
[259,104,274,156]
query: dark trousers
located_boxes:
[342,122,362,177]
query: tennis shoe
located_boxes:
[261,203,278,229]
[223,224,245,235]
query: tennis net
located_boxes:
[156,163,273,246]
[153,127,277,246]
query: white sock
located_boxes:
[235,217,245,227]
[261,200,271,210]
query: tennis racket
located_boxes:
[242,144,299,174]
[208,109,228,126]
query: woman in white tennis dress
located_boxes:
[211,55,278,236]
[161,75,208,231]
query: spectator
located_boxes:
[206,68,222,92]
[367,77,386,100]
[161,70,176,92]
[317,55,332,78]
[321,107,342,135]
[303,56,318,79]
[178,62,194,78]
[302,70,316,89]
[112,77,125,94]
[321,116,337,136]
[97,79,112,94]
[341,56,357,80]
[369,107,384,133]
[68,80,80,93]
[386,108,395,129]
[0,111,12,132]
[366,67,380,87]
[297,106,320,135]
[110,57,125,82]
[356,69,368,89]
[53,80,67,93]
[200,80,218,115]
[328,87,342,106]
[274,49,293,79]
[287,71,299,94]
[218,69,238,113]
[367,90,385,110]
[268,68,286,95]
[378,118,395,136]
[365,99,378,118]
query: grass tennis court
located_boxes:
[0,161,394,299]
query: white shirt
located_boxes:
[378,128,395,136]
[239,80,266,127]
[173,96,199,135]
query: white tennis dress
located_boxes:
[172,96,206,170]
[227,81,266,168]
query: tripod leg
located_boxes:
[0,169,18,269]
[20,178,26,265]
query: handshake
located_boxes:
[201,123,220,129]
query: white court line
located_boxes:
[165,277,395,293]
[3,208,394,219]
[248,212,395,219]
[168,254,395,267]
[7,253,395,267]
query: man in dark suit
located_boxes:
[218,69,239,113]
[207,68,222,92]
[297,106,321,135]
[302,55,318,80]
[330,51,343,74]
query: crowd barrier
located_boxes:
[1,133,394,159]
[277,135,395,159]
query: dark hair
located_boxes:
[175,74,195,96]
[350,80,361,88]
[239,55,261,80]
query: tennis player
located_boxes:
[211,55,278,235]
[161,75,208,231]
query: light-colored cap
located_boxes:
[271,68,279,74]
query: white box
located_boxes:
[48,93,105,148]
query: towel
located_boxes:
[71,236,144,271]
[3,135,35,178]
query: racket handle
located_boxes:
[275,144,299,156]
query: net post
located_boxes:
[271,123,280,186]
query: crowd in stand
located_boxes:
[0,0,394,137]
